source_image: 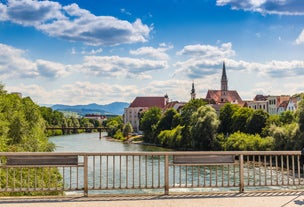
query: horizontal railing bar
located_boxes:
[0,151,301,156]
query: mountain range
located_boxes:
[51,102,129,116]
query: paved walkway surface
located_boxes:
[1,192,304,207]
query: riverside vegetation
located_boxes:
[113,97,304,151]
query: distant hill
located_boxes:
[51,102,129,116]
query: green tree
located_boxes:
[139,107,161,143]
[190,105,219,150]
[279,110,295,125]
[156,108,178,132]
[224,131,274,151]
[246,109,269,135]
[157,125,184,148]
[106,116,123,137]
[231,107,253,133]
[218,103,239,135]
[180,99,206,148]
[123,122,133,138]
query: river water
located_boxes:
[49,132,170,152]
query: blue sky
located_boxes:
[1,0,304,105]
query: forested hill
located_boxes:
[51,102,129,116]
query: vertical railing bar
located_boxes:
[253,155,256,186]
[27,167,30,191]
[215,165,218,187]
[173,164,176,187]
[239,154,244,193]
[83,155,88,197]
[61,167,64,190]
[297,155,301,185]
[247,156,250,186]
[126,155,128,188]
[93,156,95,189]
[276,155,279,186]
[76,164,79,190]
[100,155,102,188]
[145,155,147,188]
[185,166,188,187]
[139,156,141,188]
[6,168,8,191]
[20,167,23,191]
[164,155,169,195]
[179,165,182,187]
[132,155,134,189]
[69,166,72,190]
[258,155,261,186]
[106,155,109,189]
[264,155,267,186]
[203,166,206,187]
[292,155,295,185]
[281,155,284,185]
[113,155,116,189]
[198,166,200,187]
[48,167,51,190]
[191,166,194,187]
[158,156,160,188]
[227,165,230,187]
[120,155,122,189]
[287,155,290,186]
[270,155,273,186]
[233,164,236,187]
[152,155,154,188]
[209,166,212,187]
[222,165,224,187]
[13,168,15,191]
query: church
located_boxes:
[205,62,243,108]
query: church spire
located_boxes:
[221,61,228,91]
[190,81,196,100]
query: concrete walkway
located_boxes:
[1,192,304,207]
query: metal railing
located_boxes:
[0,151,303,196]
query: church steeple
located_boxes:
[190,81,196,100]
[221,61,228,91]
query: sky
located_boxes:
[0,0,304,105]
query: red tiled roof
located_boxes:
[129,96,166,108]
[206,90,243,104]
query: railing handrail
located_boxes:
[0,151,301,156]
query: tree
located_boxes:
[297,97,304,131]
[246,109,269,135]
[231,107,253,133]
[156,108,178,132]
[180,99,206,148]
[106,116,123,137]
[123,122,133,138]
[190,105,219,150]
[139,107,161,143]
[218,103,239,135]
[224,131,274,151]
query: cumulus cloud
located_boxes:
[130,44,173,60]
[216,0,304,15]
[0,0,151,46]
[174,42,304,79]
[176,42,235,59]
[82,55,168,78]
[0,43,71,79]
[295,29,304,45]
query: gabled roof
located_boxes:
[206,90,243,104]
[129,96,166,108]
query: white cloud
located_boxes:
[176,42,235,59]
[216,0,304,15]
[0,0,151,46]
[130,44,173,60]
[0,43,71,79]
[295,29,304,45]
[82,55,168,78]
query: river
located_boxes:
[49,132,170,152]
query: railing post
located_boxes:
[164,155,169,195]
[84,155,89,197]
[239,154,244,193]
